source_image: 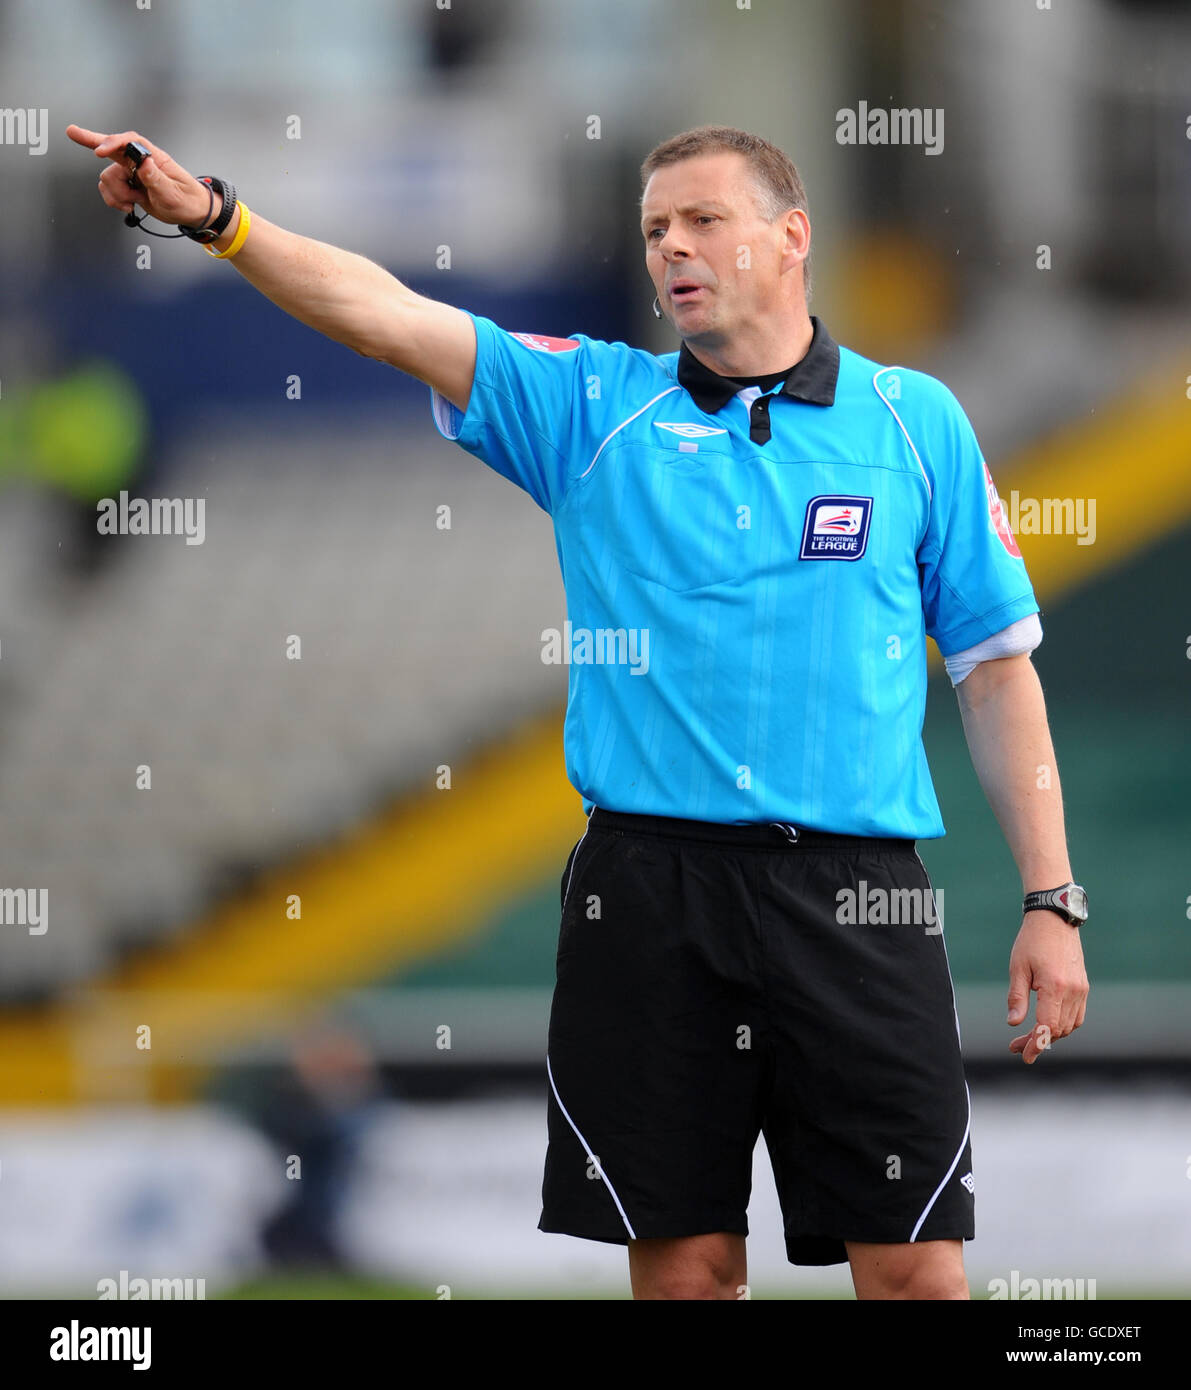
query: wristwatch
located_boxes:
[1023,882,1088,926]
[178,176,237,245]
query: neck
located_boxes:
[684,310,814,378]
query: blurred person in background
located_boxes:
[215,1021,381,1273]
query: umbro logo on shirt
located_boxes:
[653,422,728,438]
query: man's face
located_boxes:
[640,151,797,347]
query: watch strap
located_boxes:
[1023,884,1086,925]
[179,177,237,244]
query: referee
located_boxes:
[69,121,1090,1301]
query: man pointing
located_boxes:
[68,122,1089,1300]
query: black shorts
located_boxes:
[538,807,974,1266]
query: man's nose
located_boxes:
[660,236,690,261]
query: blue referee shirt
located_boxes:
[431,314,1039,837]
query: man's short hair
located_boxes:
[640,125,813,299]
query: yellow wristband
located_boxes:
[205,201,251,259]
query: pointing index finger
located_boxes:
[85,130,155,163]
[66,124,106,150]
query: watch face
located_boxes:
[1062,885,1088,921]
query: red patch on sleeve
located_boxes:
[509,332,580,353]
[984,461,1022,558]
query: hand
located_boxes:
[1006,910,1089,1064]
[66,125,213,227]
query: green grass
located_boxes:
[217,1275,436,1300]
[216,1274,1191,1300]
[216,1274,636,1300]
[7,1276,1185,1300]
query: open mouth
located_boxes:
[668,280,704,300]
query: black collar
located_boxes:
[676,315,840,413]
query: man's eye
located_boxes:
[646,228,664,240]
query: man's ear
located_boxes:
[783,208,810,271]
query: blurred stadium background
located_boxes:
[0,0,1187,1299]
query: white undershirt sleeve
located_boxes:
[942,613,1043,686]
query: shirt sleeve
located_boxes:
[429,312,595,515]
[911,377,1040,656]
[942,612,1043,685]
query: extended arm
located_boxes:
[955,652,1089,1064]
[66,125,475,410]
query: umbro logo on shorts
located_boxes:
[799,495,873,561]
[959,1171,975,1193]
[653,422,728,438]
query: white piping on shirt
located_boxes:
[871,367,932,501]
[579,386,682,480]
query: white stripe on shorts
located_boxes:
[546,1053,637,1239]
